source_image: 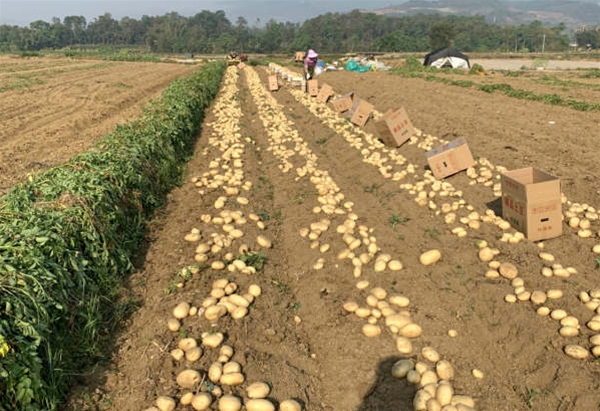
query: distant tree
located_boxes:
[429,21,456,49]
[63,15,87,45]
[575,29,598,49]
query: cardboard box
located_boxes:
[374,107,415,148]
[316,83,333,103]
[501,167,562,241]
[307,79,319,96]
[348,99,374,127]
[331,92,355,113]
[268,75,279,91]
[426,137,475,179]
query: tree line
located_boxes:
[0,9,590,54]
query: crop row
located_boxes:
[0,62,225,411]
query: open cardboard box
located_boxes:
[501,167,562,241]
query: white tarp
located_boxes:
[429,56,470,69]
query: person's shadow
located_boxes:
[355,356,416,411]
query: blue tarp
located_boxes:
[345,60,371,73]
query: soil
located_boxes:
[0,55,199,196]
[2,56,600,411]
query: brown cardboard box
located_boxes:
[268,75,279,91]
[501,167,562,241]
[374,107,415,148]
[331,92,355,113]
[307,79,319,96]
[426,137,475,179]
[316,83,333,103]
[348,99,374,127]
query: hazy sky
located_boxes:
[0,0,399,27]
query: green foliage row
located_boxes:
[391,58,600,112]
[0,61,225,410]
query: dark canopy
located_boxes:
[423,47,470,68]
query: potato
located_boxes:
[421,347,440,363]
[205,304,228,321]
[471,369,484,379]
[539,252,555,263]
[256,235,272,249]
[343,302,359,312]
[218,395,242,411]
[245,399,276,411]
[389,295,410,308]
[279,399,302,411]
[180,392,194,406]
[173,302,191,319]
[220,372,245,385]
[156,396,176,411]
[400,323,423,339]
[247,382,271,399]
[223,361,241,374]
[178,338,197,352]
[436,360,454,380]
[559,326,579,337]
[185,347,203,362]
[450,395,475,408]
[386,313,412,329]
[436,382,453,406]
[419,370,438,386]
[530,291,547,305]
[589,334,600,345]
[414,389,432,411]
[192,393,214,410]
[202,332,224,348]
[564,344,589,359]
[391,359,415,379]
[478,247,494,262]
[427,398,442,411]
[170,348,184,361]
[499,262,518,279]
[362,324,382,337]
[395,336,413,354]
[167,318,181,332]
[177,369,201,389]
[209,362,223,383]
[547,289,564,300]
[420,249,442,266]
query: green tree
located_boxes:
[429,21,456,50]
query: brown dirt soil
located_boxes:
[3,57,600,411]
[0,55,199,195]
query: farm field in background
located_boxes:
[0,55,199,196]
[2,55,600,411]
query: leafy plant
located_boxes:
[228,251,266,271]
[389,214,410,230]
[425,227,441,239]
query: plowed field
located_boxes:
[3,56,600,411]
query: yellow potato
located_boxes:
[176,369,201,389]
[191,393,213,411]
[245,399,275,411]
[247,382,271,399]
[279,399,302,411]
[156,396,176,411]
[218,395,242,411]
[173,302,191,319]
[419,249,442,266]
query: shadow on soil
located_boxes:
[355,356,416,411]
